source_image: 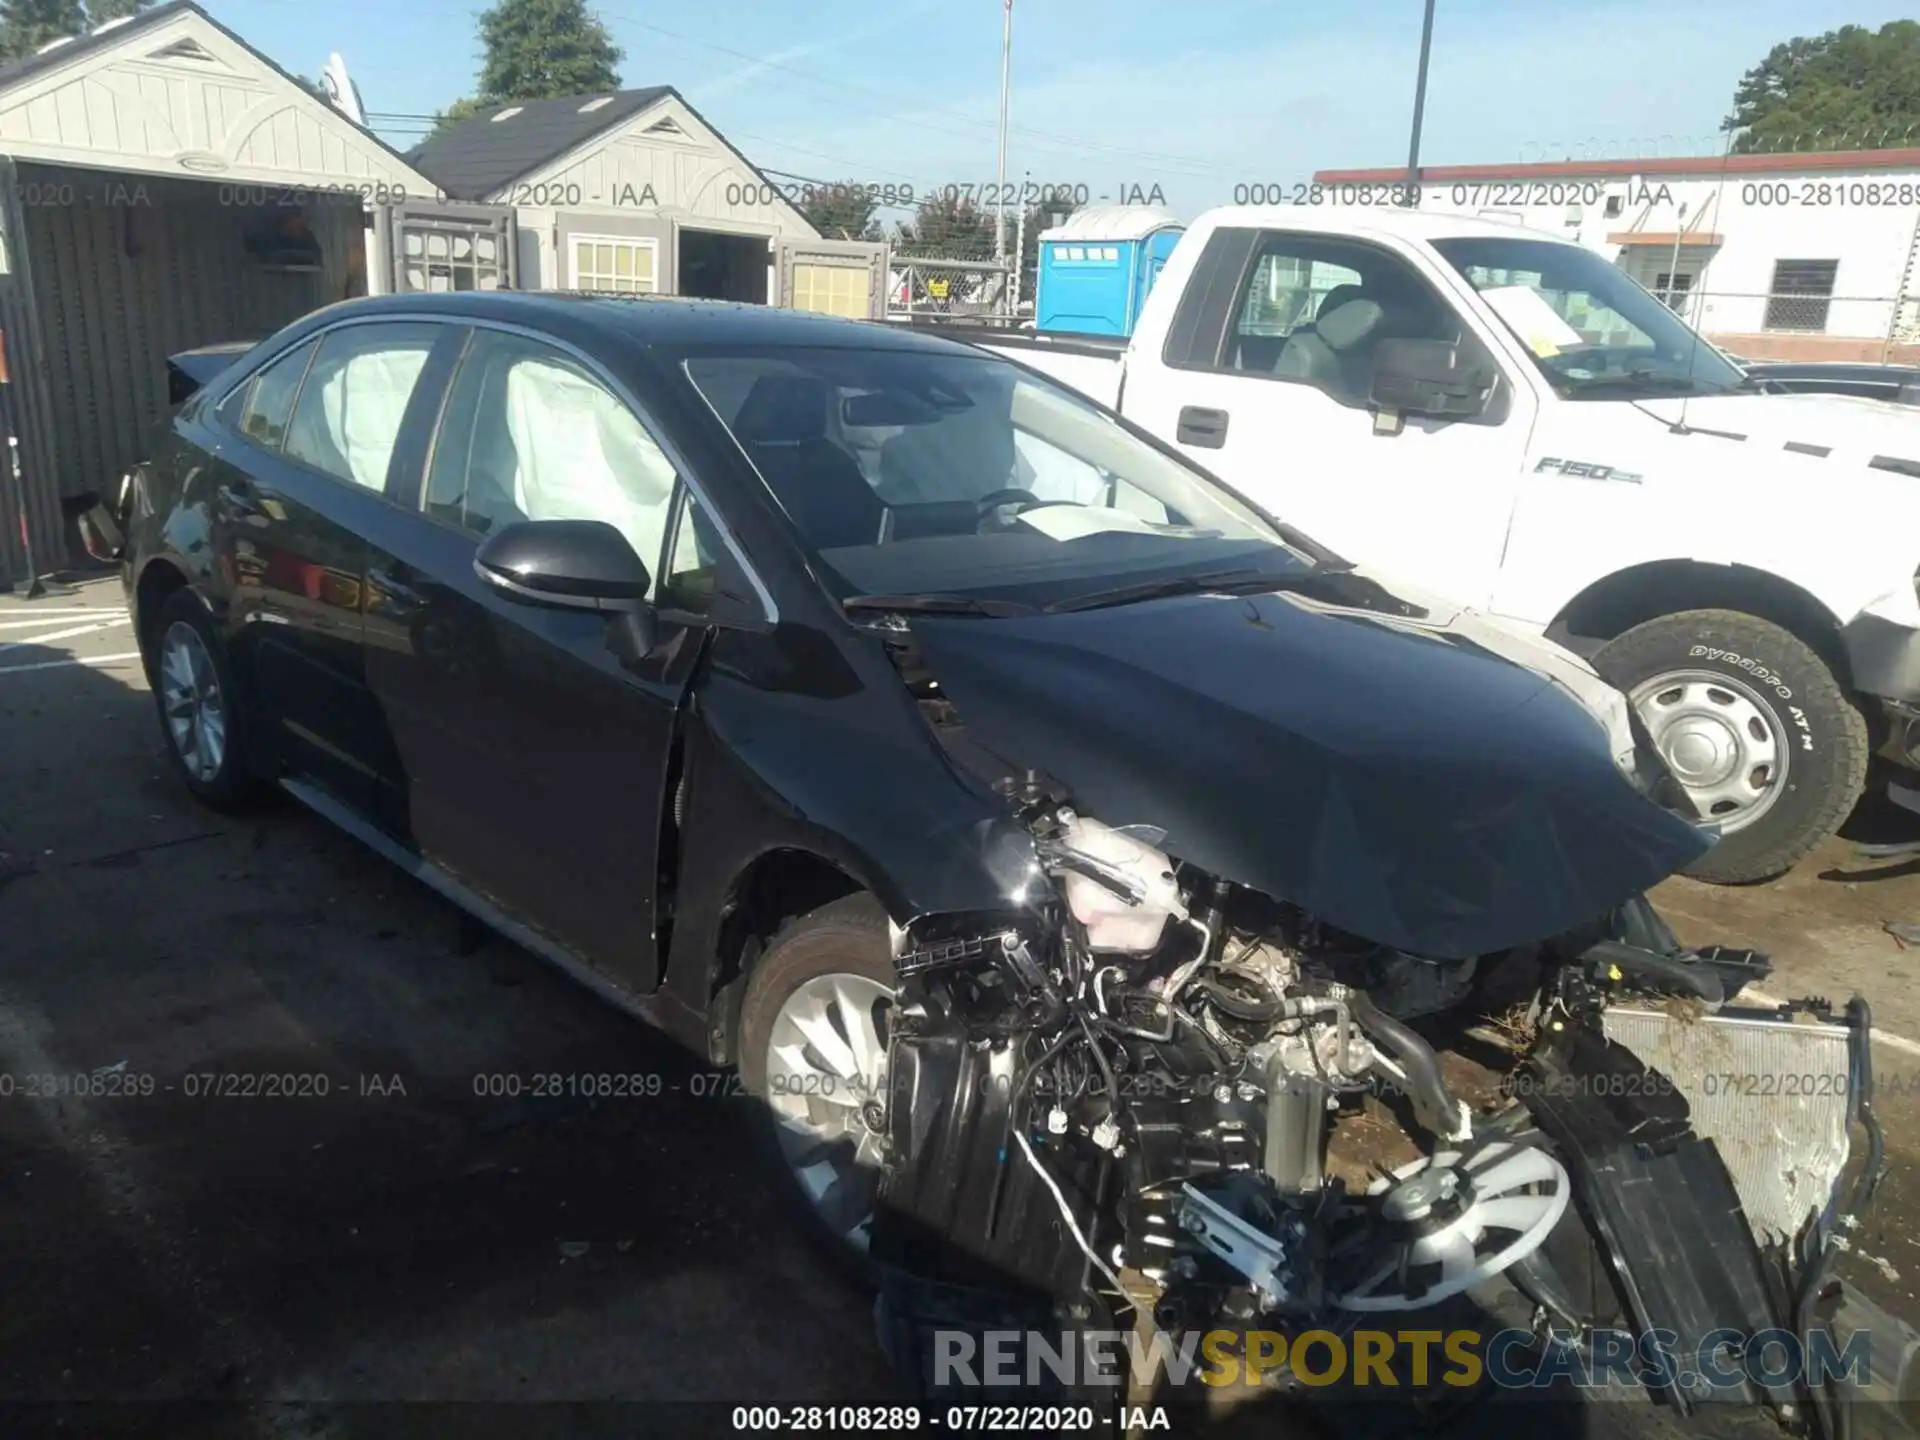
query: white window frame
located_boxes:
[568,234,660,294]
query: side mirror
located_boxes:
[1370,338,1496,421]
[474,519,652,612]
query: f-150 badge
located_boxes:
[1534,456,1644,484]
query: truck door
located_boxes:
[1123,225,1533,608]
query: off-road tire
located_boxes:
[1594,609,1867,883]
[146,588,272,813]
[737,893,897,1280]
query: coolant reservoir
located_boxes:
[1055,812,1186,954]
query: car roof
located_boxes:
[314,291,973,357]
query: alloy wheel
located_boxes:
[158,620,228,784]
[763,971,895,1252]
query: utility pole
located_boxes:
[1403,0,1436,206]
[995,0,1013,262]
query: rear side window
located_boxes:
[234,340,319,450]
[283,322,440,492]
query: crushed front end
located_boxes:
[868,782,1891,1435]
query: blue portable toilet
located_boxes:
[1035,205,1185,338]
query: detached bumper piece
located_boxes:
[1523,1000,1885,1439]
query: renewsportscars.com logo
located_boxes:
[933,1326,1872,1393]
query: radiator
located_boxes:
[1601,1004,1856,1246]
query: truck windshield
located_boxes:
[684,346,1325,608]
[1430,235,1751,400]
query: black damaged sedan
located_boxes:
[93,293,1895,1430]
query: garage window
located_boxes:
[283,323,441,492]
[790,263,868,319]
[570,236,658,293]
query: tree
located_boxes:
[478,0,620,103]
[428,96,493,137]
[84,0,151,23]
[892,192,997,258]
[431,0,622,138]
[1724,20,1920,152]
[0,0,86,61]
[796,183,881,242]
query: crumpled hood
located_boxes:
[910,581,1713,958]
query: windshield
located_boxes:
[684,346,1318,608]
[1430,235,1749,400]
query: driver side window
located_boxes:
[1225,234,1461,407]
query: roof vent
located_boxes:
[578,95,614,112]
[644,117,685,136]
[491,105,524,122]
[147,38,218,62]
[35,35,74,53]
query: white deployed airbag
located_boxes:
[505,358,679,584]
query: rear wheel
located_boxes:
[737,894,898,1267]
[148,589,269,812]
[1594,608,1867,883]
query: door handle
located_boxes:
[367,565,428,618]
[216,481,267,518]
[1176,406,1230,448]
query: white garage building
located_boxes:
[1312,148,1920,367]
[403,88,889,316]
[0,0,438,587]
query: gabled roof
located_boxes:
[0,0,193,90]
[0,0,431,183]
[406,88,675,201]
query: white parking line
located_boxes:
[0,649,142,675]
[0,617,130,654]
[0,606,128,617]
[0,610,128,630]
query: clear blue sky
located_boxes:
[212,0,1916,218]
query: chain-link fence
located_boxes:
[1651,283,1920,363]
[886,212,1024,321]
[1512,123,1920,164]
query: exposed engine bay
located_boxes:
[873,774,1886,1434]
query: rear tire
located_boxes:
[1593,609,1866,883]
[737,894,898,1276]
[147,588,270,813]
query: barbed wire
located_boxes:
[1516,124,1920,164]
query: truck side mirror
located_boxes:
[1370,338,1497,423]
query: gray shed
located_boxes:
[404,88,889,319]
[0,0,435,587]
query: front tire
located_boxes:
[737,894,898,1270]
[1594,609,1867,883]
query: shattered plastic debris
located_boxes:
[557,1241,590,1259]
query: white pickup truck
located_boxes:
[961,205,1920,883]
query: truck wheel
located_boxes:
[738,894,898,1270]
[1593,609,1867,884]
